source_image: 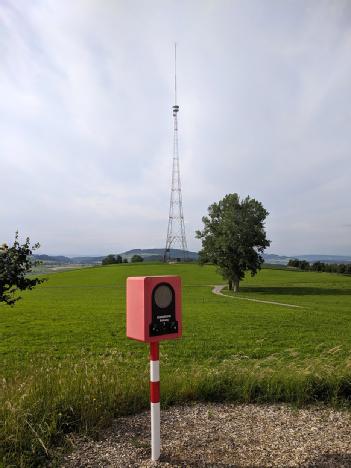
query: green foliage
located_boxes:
[1,264,350,465]
[131,254,144,263]
[196,193,270,291]
[311,261,325,272]
[0,232,44,306]
[102,254,122,265]
[288,258,306,269]
[288,258,351,274]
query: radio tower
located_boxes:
[163,44,188,262]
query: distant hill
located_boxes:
[120,248,199,262]
[262,254,289,265]
[33,254,103,264]
[33,249,198,264]
[262,253,351,265]
[34,254,72,263]
[33,251,351,266]
[290,254,351,263]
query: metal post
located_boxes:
[150,342,160,461]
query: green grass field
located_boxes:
[1,263,351,466]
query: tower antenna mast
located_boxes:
[174,42,177,105]
[163,44,188,262]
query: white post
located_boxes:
[151,402,160,460]
[150,342,160,461]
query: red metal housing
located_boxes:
[126,276,182,342]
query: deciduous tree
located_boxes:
[0,233,44,306]
[196,193,270,292]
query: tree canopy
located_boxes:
[196,193,270,292]
[102,254,123,265]
[288,258,351,274]
[131,254,144,263]
[0,233,45,306]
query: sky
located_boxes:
[1,0,351,256]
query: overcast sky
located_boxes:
[1,1,350,256]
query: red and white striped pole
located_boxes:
[150,342,160,461]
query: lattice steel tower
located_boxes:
[163,44,188,262]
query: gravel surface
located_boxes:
[61,403,351,467]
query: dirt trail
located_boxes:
[212,285,303,309]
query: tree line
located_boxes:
[288,259,351,274]
[102,254,143,265]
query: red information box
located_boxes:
[126,275,182,343]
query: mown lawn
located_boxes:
[1,263,351,466]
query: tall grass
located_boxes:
[1,352,350,467]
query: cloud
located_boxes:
[0,0,351,255]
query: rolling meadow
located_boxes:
[1,263,351,466]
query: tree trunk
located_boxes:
[233,277,240,293]
[228,279,233,290]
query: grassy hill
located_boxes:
[1,263,351,465]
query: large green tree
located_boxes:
[0,233,44,306]
[196,193,271,292]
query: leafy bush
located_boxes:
[0,232,44,306]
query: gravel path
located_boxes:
[212,285,302,309]
[61,403,351,467]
